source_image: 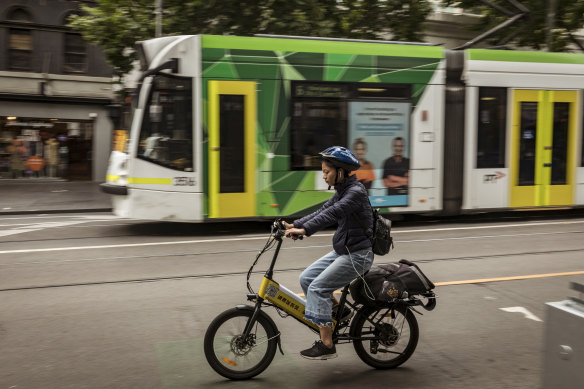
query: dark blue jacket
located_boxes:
[293,175,373,255]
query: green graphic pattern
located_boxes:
[201,35,444,217]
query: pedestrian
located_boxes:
[283,146,374,360]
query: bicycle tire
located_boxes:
[350,305,419,369]
[204,307,278,380]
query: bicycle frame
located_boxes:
[241,220,433,345]
[243,221,355,340]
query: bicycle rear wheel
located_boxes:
[204,307,278,380]
[351,305,419,369]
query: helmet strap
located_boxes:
[330,167,345,190]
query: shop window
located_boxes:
[137,74,193,172]
[477,87,507,168]
[0,117,93,180]
[64,33,87,73]
[9,29,32,71]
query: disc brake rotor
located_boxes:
[230,334,256,356]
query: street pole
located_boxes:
[155,0,163,37]
[546,0,556,51]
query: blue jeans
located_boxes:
[299,248,374,326]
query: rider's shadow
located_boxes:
[155,337,418,389]
[155,338,317,389]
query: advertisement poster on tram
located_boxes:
[348,101,410,207]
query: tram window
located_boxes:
[289,81,409,170]
[551,102,569,185]
[477,87,507,168]
[219,95,245,193]
[518,102,538,186]
[582,94,584,167]
[138,74,193,171]
[290,100,347,169]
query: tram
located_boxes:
[100,34,584,222]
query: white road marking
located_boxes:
[0,236,270,254]
[0,218,583,255]
[500,307,543,322]
[394,220,584,234]
[0,220,95,238]
[0,215,126,237]
[0,214,123,221]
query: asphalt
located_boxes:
[0,179,112,215]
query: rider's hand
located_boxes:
[285,227,306,240]
[282,221,294,230]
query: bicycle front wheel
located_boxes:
[204,307,278,380]
[351,305,419,369]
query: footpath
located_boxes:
[0,179,112,215]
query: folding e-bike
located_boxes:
[203,220,436,380]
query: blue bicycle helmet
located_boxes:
[319,146,361,172]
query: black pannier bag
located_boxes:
[350,259,435,307]
[354,208,393,256]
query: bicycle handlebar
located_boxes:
[273,219,303,240]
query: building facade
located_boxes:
[0,0,114,182]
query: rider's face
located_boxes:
[322,162,337,187]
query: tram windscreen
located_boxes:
[137,74,193,171]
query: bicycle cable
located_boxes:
[246,223,279,294]
[346,245,377,301]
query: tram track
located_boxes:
[2,245,584,293]
[2,213,584,245]
[1,227,583,257]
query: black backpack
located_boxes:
[349,259,435,307]
[354,205,393,256]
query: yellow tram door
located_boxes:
[510,90,579,207]
[208,81,257,218]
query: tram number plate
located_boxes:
[173,177,195,186]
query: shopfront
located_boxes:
[0,114,100,181]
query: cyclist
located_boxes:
[284,146,374,360]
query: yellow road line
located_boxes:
[296,270,584,297]
[434,270,584,286]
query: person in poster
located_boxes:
[350,137,375,192]
[382,137,409,196]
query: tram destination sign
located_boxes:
[293,83,348,98]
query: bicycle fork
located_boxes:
[239,300,285,355]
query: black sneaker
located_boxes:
[300,341,337,360]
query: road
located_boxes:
[1,212,583,388]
